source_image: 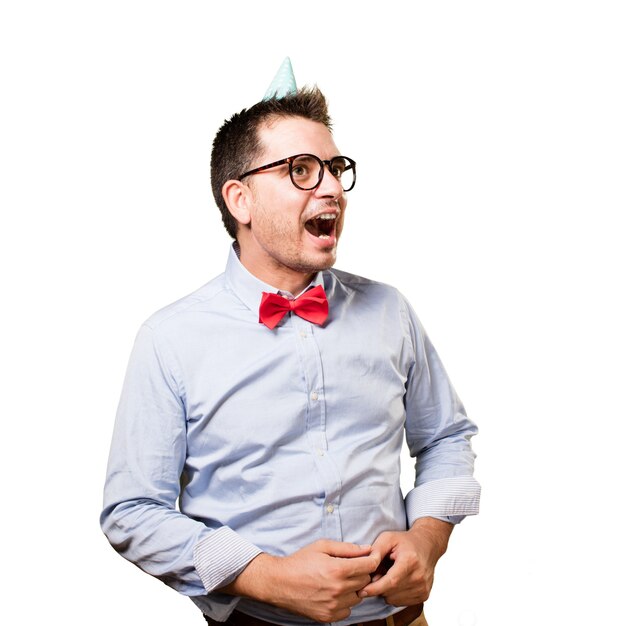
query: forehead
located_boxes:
[256,116,340,163]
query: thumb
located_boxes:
[368,532,396,562]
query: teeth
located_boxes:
[318,234,330,239]
[317,214,335,220]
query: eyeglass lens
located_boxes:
[290,155,355,192]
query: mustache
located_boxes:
[304,200,341,220]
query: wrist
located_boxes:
[219,552,281,603]
[409,517,453,560]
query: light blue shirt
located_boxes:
[101,246,480,625]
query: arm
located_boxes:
[362,297,480,604]
[402,300,480,522]
[100,324,261,598]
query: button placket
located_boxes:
[292,315,343,539]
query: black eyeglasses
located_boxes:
[238,153,357,192]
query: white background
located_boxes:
[2,1,625,625]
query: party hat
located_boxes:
[263,57,297,100]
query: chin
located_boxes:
[293,252,337,274]
[311,248,338,270]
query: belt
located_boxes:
[204,603,424,626]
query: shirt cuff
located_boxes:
[193,526,263,593]
[405,476,481,526]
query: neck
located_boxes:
[237,248,316,295]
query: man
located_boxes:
[101,58,480,626]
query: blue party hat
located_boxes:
[263,57,297,100]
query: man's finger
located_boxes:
[315,539,372,559]
[309,540,380,579]
[359,573,392,598]
[341,553,381,579]
[358,559,406,597]
[368,532,397,562]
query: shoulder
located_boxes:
[326,267,408,305]
[326,267,422,335]
[141,272,229,332]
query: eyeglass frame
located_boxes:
[238,153,357,192]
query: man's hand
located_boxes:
[221,539,380,623]
[358,517,453,607]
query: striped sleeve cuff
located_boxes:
[193,526,263,593]
[405,476,481,526]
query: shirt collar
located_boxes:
[224,243,324,313]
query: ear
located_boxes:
[222,180,252,226]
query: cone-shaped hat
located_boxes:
[263,57,297,100]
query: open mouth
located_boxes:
[304,213,337,240]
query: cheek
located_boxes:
[251,189,309,238]
[254,208,302,242]
[337,213,346,236]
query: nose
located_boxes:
[315,163,344,199]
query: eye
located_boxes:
[291,156,318,181]
[292,164,309,177]
[331,158,347,178]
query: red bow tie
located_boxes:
[259,285,329,330]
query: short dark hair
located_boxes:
[210,86,332,239]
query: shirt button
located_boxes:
[299,330,307,338]
[326,505,334,514]
[310,391,319,401]
[316,448,325,457]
